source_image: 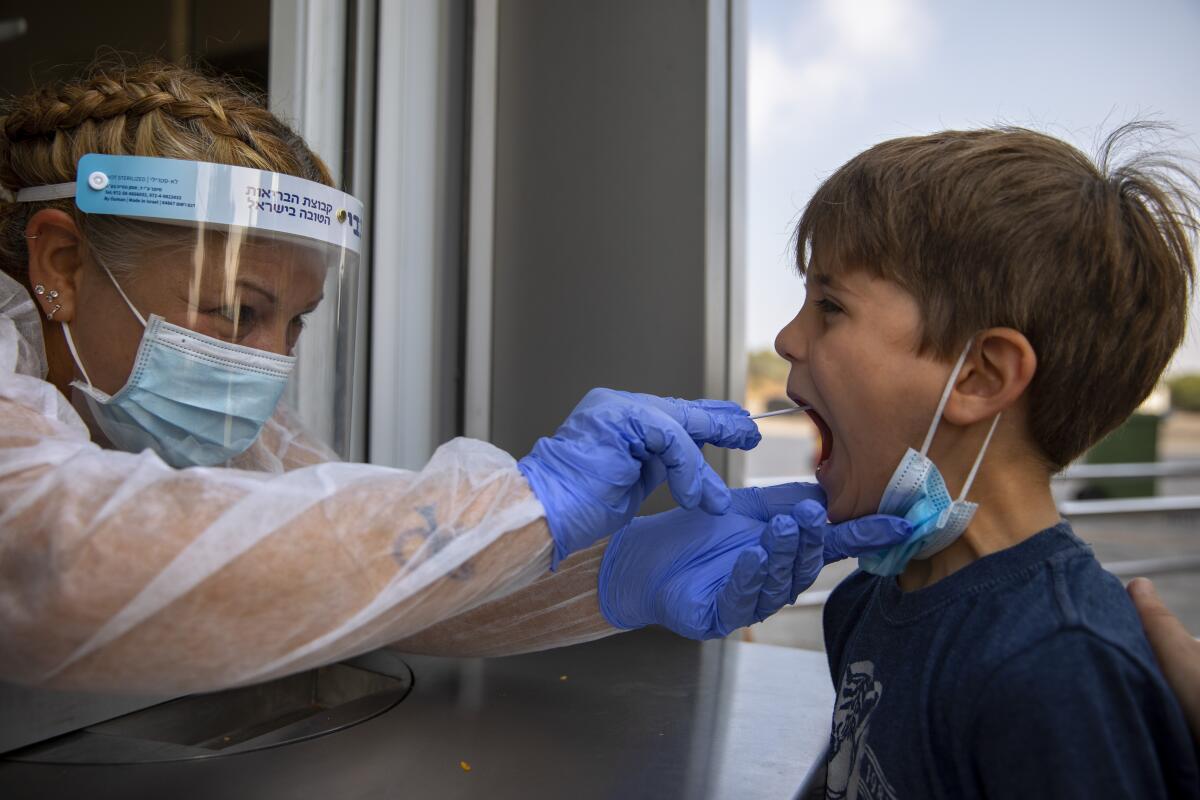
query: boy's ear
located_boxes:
[25,209,85,324]
[944,327,1037,426]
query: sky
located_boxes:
[744,0,1200,374]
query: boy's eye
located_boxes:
[815,297,844,315]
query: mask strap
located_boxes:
[919,339,975,456]
[99,263,148,328]
[14,182,76,203]
[57,265,146,391]
[957,412,1001,502]
[61,323,95,388]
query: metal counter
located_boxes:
[0,630,833,799]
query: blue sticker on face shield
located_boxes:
[72,153,365,253]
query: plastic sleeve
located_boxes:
[0,388,554,695]
[390,539,618,657]
[227,404,342,472]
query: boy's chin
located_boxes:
[824,497,856,525]
[824,493,878,525]
[816,465,868,523]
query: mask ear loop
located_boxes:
[59,264,148,391]
[916,336,1003,502]
[957,413,1001,502]
[919,339,975,456]
[98,263,148,327]
[61,323,94,388]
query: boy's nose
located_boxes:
[774,311,806,363]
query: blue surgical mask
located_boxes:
[858,341,1001,577]
[62,266,295,468]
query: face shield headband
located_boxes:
[16,153,364,255]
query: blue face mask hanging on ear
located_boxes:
[61,265,296,469]
[858,340,1002,577]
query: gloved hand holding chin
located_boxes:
[518,388,762,568]
[597,483,912,640]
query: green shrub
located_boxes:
[1168,373,1200,412]
[747,349,789,385]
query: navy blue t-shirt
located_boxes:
[822,522,1199,799]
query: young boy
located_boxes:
[773,124,1200,798]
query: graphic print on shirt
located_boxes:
[827,661,898,800]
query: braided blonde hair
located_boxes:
[0,59,334,283]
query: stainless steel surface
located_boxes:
[0,683,169,755]
[0,631,833,799]
[6,658,412,764]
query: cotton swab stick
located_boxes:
[750,406,810,420]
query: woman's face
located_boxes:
[68,232,328,397]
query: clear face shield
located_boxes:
[18,153,363,467]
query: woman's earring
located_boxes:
[34,286,62,320]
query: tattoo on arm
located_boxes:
[392,504,475,580]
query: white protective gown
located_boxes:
[0,272,612,694]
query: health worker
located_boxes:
[0,62,909,694]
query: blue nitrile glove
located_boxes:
[597,483,912,640]
[518,388,761,568]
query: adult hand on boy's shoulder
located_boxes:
[1129,577,1200,744]
[968,628,1199,798]
[596,483,910,640]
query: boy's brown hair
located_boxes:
[793,124,1199,469]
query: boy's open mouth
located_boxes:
[789,394,833,470]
